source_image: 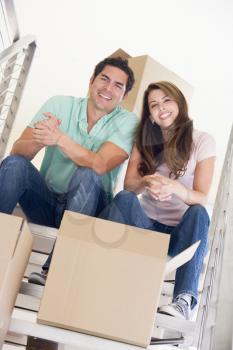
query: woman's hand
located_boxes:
[143,173,174,201]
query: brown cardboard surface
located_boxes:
[165,240,200,277]
[38,211,170,347]
[108,48,131,59]
[0,213,33,347]
[122,54,193,115]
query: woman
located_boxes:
[100,81,216,320]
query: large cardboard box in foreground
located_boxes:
[0,213,33,347]
[38,211,199,347]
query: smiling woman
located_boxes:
[99,80,216,321]
[139,81,193,178]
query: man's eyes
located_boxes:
[115,84,124,90]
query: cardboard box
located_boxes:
[38,211,199,348]
[0,213,33,347]
[110,48,193,116]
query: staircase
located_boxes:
[1,1,233,349]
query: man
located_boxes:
[0,56,138,285]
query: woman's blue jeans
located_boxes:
[99,190,210,309]
[0,155,109,270]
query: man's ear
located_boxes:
[89,75,94,86]
[122,92,128,100]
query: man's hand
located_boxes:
[33,113,63,146]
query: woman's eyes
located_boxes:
[150,98,173,109]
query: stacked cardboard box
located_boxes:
[0,213,33,347]
[110,48,193,116]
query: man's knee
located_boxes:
[70,167,102,187]
[1,155,30,176]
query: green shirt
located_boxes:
[29,96,138,196]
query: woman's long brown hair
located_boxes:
[136,81,193,178]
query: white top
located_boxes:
[139,129,216,226]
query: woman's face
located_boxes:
[148,88,179,130]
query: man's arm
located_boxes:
[11,114,60,160]
[58,136,128,175]
[11,127,44,160]
[32,114,129,175]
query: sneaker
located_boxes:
[158,297,191,320]
[28,270,48,286]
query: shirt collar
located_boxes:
[80,97,122,128]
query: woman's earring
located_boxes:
[150,116,155,124]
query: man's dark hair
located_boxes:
[92,57,135,95]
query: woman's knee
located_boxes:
[186,204,210,225]
[114,190,137,204]
[112,190,139,213]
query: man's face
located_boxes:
[89,65,128,115]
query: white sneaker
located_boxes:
[158,298,191,320]
[28,270,48,286]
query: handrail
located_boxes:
[210,124,233,350]
[195,123,233,349]
[0,35,36,159]
[0,35,36,64]
[2,0,20,42]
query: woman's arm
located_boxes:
[124,145,172,199]
[124,145,146,194]
[147,156,216,205]
[185,156,216,205]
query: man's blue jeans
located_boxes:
[99,190,210,309]
[0,155,109,270]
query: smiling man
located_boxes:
[0,56,138,285]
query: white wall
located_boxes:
[7,0,233,202]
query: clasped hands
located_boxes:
[33,112,63,146]
[143,173,175,202]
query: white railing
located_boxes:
[194,124,233,349]
[0,0,19,50]
[0,35,36,160]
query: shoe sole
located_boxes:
[28,273,46,286]
[158,306,186,320]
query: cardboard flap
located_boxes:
[0,214,24,283]
[0,214,23,256]
[0,214,33,348]
[59,211,170,258]
[165,240,200,276]
[108,48,131,59]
